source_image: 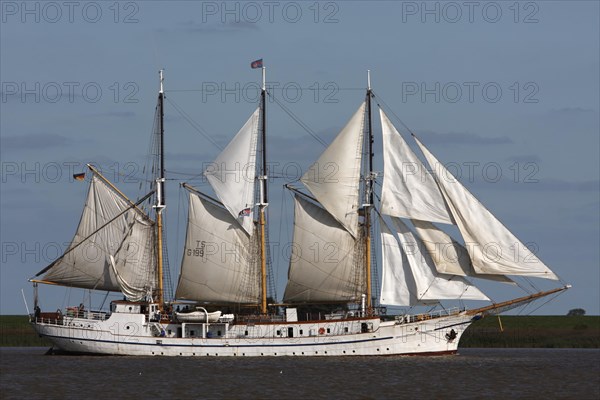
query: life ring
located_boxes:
[318,327,325,335]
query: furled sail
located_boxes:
[39,174,157,294]
[385,216,489,303]
[414,137,559,280]
[411,220,513,284]
[176,192,260,304]
[283,195,364,303]
[204,108,260,236]
[300,103,366,238]
[380,109,453,224]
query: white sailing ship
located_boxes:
[29,68,569,356]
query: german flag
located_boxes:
[73,173,85,181]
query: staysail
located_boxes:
[283,195,364,303]
[38,173,157,295]
[380,109,453,224]
[175,192,260,304]
[204,108,260,236]
[388,217,489,302]
[411,220,513,283]
[300,103,366,238]
[414,136,559,280]
[380,218,428,306]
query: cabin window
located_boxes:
[168,330,172,335]
[287,327,294,338]
[276,330,281,336]
[217,330,222,336]
[190,330,195,336]
[299,329,303,335]
[244,330,248,336]
[344,327,349,333]
[327,328,330,334]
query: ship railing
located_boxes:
[395,307,463,324]
[64,308,108,321]
[34,316,61,325]
[34,312,63,326]
[34,310,109,325]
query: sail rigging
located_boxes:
[387,216,489,302]
[414,136,559,280]
[36,170,157,297]
[204,108,260,236]
[411,219,513,283]
[283,195,365,303]
[300,102,366,239]
[28,68,570,359]
[175,66,270,310]
[175,191,260,303]
[379,109,453,224]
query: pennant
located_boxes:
[250,59,263,69]
[73,173,85,181]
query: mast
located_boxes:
[364,70,374,311]
[154,69,166,309]
[259,66,268,314]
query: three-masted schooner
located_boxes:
[29,67,569,356]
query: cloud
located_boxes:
[1,134,69,150]
[418,130,513,145]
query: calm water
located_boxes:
[0,347,598,399]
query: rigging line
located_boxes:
[525,289,567,315]
[165,96,223,151]
[164,169,209,184]
[373,92,417,137]
[267,91,328,148]
[166,87,367,93]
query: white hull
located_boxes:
[32,309,473,357]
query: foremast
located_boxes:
[258,66,269,314]
[364,70,374,311]
[154,69,166,310]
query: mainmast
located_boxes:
[154,69,166,309]
[364,70,374,311]
[258,65,268,314]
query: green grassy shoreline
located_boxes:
[1,315,598,348]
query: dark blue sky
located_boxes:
[1,1,598,314]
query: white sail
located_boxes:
[412,220,513,284]
[380,218,428,306]
[380,109,453,224]
[176,192,260,304]
[390,217,489,302]
[204,108,260,236]
[283,195,364,303]
[415,137,559,280]
[300,103,366,238]
[41,174,157,294]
